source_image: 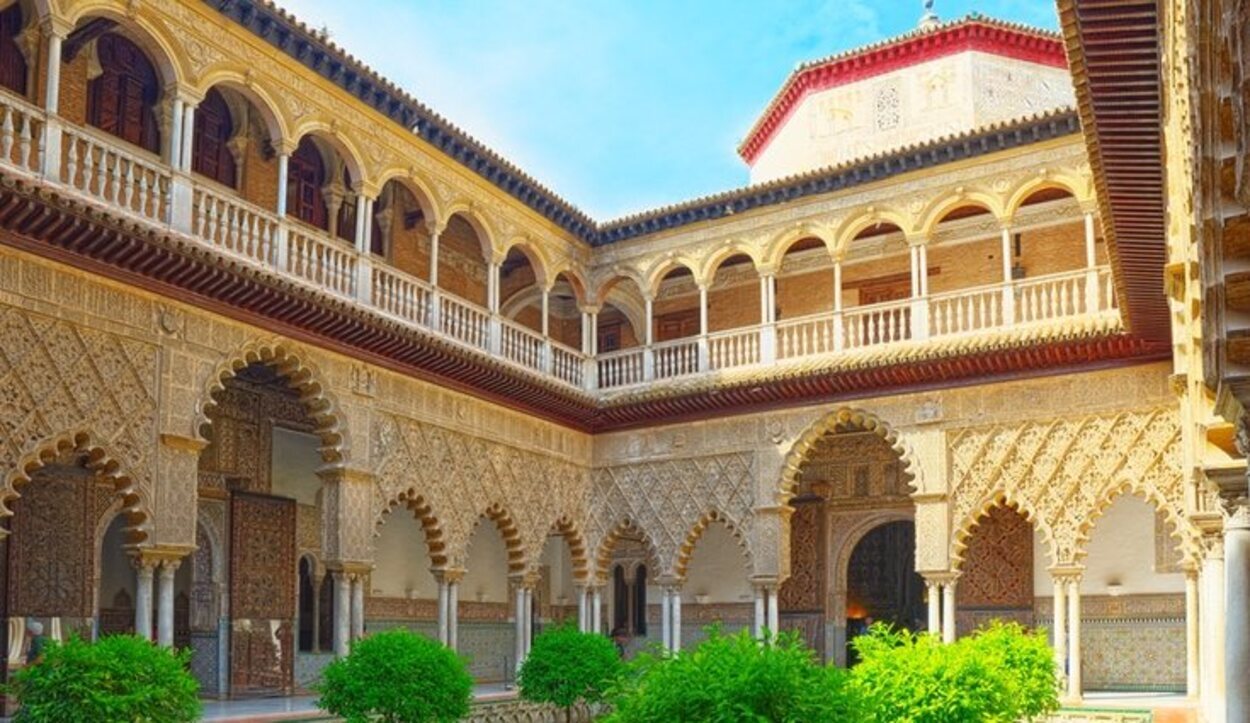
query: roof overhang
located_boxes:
[1057,0,1171,343]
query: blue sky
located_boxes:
[282,1,1059,219]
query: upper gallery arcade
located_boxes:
[0,0,1237,720]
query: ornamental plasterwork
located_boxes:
[587,452,758,580]
[370,413,590,574]
[947,407,1192,568]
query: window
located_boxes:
[0,4,27,96]
[191,88,237,188]
[87,33,161,154]
[632,565,647,636]
[287,139,328,229]
[597,322,622,353]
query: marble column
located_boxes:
[43,27,64,113]
[523,586,534,655]
[1184,565,1200,698]
[591,586,602,635]
[766,585,779,640]
[924,578,941,635]
[1201,541,1227,723]
[134,559,155,642]
[276,153,290,217]
[350,573,365,641]
[1066,576,1082,702]
[180,102,196,173]
[753,586,766,639]
[941,579,957,644]
[660,588,672,651]
[670,587,682,652]
[1052,574,1068,684]
[577,586,588,633]
[448,575,461,651]
[1226,501,1250,723]
[332,571,350,656]
[514,582,527,672]
[156,560,180,648]
[436,576,450,645]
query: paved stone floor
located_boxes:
[199,683,518,722]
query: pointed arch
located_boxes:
[594,518,661,582]
[778,407,916,505]
[196,338,349,466]
[0,429,153,542]
[373,488,448,569]
[672,510,753,579]
[950,492,1054,572]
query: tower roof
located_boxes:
[737,15,1066,165]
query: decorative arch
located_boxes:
[1073,481,1198,566]
[63,6,188,89]
[544,516,592,582]
[833,207,912,255]
[916,190,1006,238]
[672,510,753,579]
[1003,173,1091,220]
[950,492,1054,572]
[764,223,838,269]
[372,169,441,230]
[548,265,591,308]
[499,236,551,288]
[373,488,448,569]
[593,518,661,582]
[590,269,648,308]
[643,256,700,298]
[779,407,916,505]
[455,503,525,573]
[192,71,290,148]
[440,206,496,261]
[698,242,763,288]
[1,429,153,543]
[288,122,369,189]
[196,338,349,466]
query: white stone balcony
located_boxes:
[0,89,1121,396]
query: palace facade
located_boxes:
[0,0,1243,721]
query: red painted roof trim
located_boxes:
[739,20,1067,165]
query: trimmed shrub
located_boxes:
[606,627,859,723]
[518,625,622,721]
[850,621,1058,723]
[315,629,472,723]
[7,634,199,723]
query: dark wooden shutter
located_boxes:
[287,140,328,229]
[0,5,27,95]
[87,33,161,154]
[191,87,236,187]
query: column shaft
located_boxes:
[941,582,956,643]
[276,154,290,216]
[515,585,526,672]
[350,574,365,641]
[591,588,602,635]
[753,587,765,639]
[660,588,671,651]
[167,97,184,168]
[1066,580,1082,701]
[926,582,940,635]
[448,581,460,651]
[1053,577,1068,682]
[671,589,682,652]
[766,587,779,638]
[1185,569,1200,698]
[134,564,154,641]
[44,32,63,113]
[437,579,449,645]
[333,573,350,656]
[1226,511,1250,722]
[1201,552,1227,723]
[180,103,196,173]
[156,562,177,648]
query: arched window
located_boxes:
[87,33,161,154]
[287,139,327,229]
[336,167,356,244]
[191,88,236,188]
[0,4,27,95]
[632,565,647,635]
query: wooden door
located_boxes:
[229,492,296,697]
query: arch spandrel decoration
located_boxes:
[369,413,590,574]
[947,407,1191,567]
[587,452,758,580]
[0,306,160,537]
[777,407,919,506]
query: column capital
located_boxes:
[273,138,300,156]
[434,567,466,585]
[920,570,960,585]
[326,560,373,577]
[1048,565,1085,584]
[159,433,209,454]
[163,82,204,107]
[316,467,375,486]
[39,16,73,40]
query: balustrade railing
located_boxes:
[842,299,912,350]
[372,264,432,327]
[550,341,584,388]
[653,338,700,379]
[777,314,837,359]
[0,94,43,175]
[598,348,645,389]
[439,294,490,351]
[0,91,1123,394]
[501,319,545,372]
[192,185,279,266]
[708,328,760,370]
[62,125,170,222]
[288,226,357,298]
[929,286,1003,337]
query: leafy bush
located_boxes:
[316,629,472,723]
[7,634,199,723]
[518,625,622,721]
[850,621,1058,723]
[606,627,859,723]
